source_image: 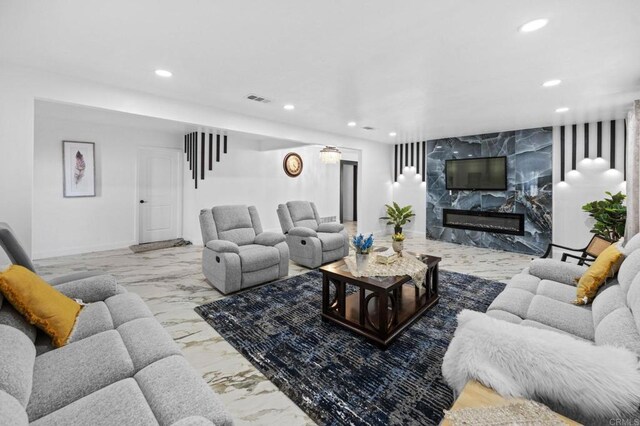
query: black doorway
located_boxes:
[340,160,357,223]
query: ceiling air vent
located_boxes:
[246,94,271,104]
[362,126,375,130]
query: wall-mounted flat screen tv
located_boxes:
[445,156,507,190]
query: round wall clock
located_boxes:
[283,152,303,177]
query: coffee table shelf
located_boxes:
[320,254,441,349]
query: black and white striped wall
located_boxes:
[554,119,628,181]
[393,141,426,182]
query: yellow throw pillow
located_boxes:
[573,244,624,305]
[0,265,82,347]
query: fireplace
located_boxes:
[442,209,525,236]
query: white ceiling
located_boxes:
[3,1,640,143]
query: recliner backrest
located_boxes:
[0,223,36,272]
[284,201,320,231]
[200,205,263,246]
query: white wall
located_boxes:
[390,167,427,237]
[182,141,347,245]
[0,63,392,262]
[552,123,626,249]
[32,111,182,258]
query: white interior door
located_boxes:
[137,148,181,243]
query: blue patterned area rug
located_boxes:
[195,270,505,426]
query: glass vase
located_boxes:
[355,253,370,273]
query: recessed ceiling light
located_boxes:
[283,104,295,110]
[155,69,172,77]
[453,151,459,154]
[555,107,569,113]
[468,154,473,157]
[347,121,357,127]
[519,18,549,33]
[389,132,397,137]
[542,79,562,87]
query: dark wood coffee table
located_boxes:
[319,253,441,349]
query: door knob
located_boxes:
[140,200,146,204]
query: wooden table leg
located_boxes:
[377,288,388,338]
[359,287,366,326]
[322,273,329,315]
[336,279,346,317]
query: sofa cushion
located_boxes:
[212,205,256,246]
[592,284,626,328]
[104,293,153,328]
[0,295,37,342]
[238,245,279,273]
[520,319,586,339]
[53,274,121,303]
[68,301,114,343]
[0,265,82,347]
[529,259,586,286]
[485,309,523,324]
[626,273,640,332]
[595,307,640,356]
[30,379,157,426]
[317,232,345,252]
[526,295,594,340]
[618,249,640,294]
[536,280,577,302]
[286,201,319,231]
[135,355,233,426]
[27,330,135,421]
[622,233,640,255]
[487,288,534,319]
[505,274,540,293]
[0,325,35,407]
[0,390,28,426]
[118,317,181,372]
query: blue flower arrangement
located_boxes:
[352,233,374,254]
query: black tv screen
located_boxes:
[445,156,507,190]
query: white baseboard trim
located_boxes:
[33,240,138,260]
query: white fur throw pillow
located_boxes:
[442,310,640,421]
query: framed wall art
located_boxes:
[63,141,96,197]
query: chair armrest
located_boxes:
[205,240,240,254]
[541,242,586,259]
[288,227,317,238]
[317,223,344,233]
[529,259,588,286]
[53,274,123,303]
[254,232,286,246]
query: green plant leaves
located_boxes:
[581,191,627,241]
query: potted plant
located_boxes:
[352,233,374,272]
[391,232,405,256]
[380,203,415,234]
[581,191,627,242]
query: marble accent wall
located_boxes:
[426,127,552,255]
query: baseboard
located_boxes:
[33,240,138,260]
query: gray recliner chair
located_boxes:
[199,205,289,294]
[277,201,349,269]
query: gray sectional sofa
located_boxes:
[277,201,349,268]
[486,232,640,355]
[0,224,232,426]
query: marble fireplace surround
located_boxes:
[426,127,553,256]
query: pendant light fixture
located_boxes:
[319,146,342,164]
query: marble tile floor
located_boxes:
[34,237,534,426]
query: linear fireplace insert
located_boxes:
[442,209,525,236]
